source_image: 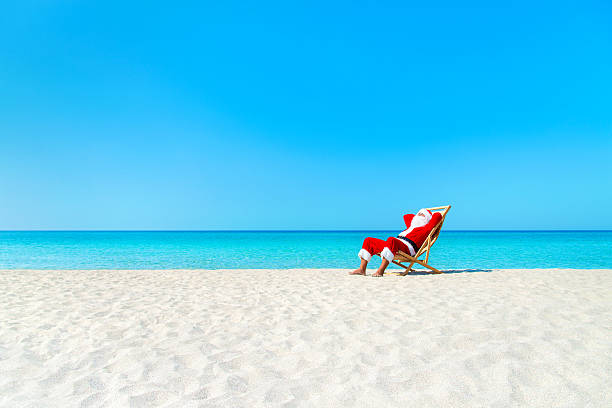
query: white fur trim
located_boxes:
[358,248,372,261]
[402,239,416,256]
[381,247,394,262]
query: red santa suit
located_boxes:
[358,209,442,262]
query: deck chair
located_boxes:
[388,205,451,275]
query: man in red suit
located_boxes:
[350,208,442,277]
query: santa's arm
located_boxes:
[403,214,415,228]
[429,212,442,226]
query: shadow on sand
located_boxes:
[390,268,493,276]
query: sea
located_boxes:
[1,231,611,270]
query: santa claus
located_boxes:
[350,208,442,277]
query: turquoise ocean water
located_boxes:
[0,231,611,270]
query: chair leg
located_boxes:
[391,260,412,276]
[420,262,442,274]
[405,258,442,274]
[390,259,442,275]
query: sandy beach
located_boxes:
[1,268,610,407]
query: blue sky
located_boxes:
[1,1,611,230]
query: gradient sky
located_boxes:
[1,1,611,230]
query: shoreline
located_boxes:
[1,267,610,271]
[1,268,610,406]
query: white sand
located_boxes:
[0,269,610,407]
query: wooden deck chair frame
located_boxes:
[387,205,451,275]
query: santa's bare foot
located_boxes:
[349,268,366,275]
[372,270,384,277]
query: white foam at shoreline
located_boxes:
[1,268,610,407]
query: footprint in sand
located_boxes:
[226,375,248,394]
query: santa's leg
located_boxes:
[372,258,391,277]
[350,237,386,275]
[349,258,369,275]
[373,237,407,277]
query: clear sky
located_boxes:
[1,1,611,230]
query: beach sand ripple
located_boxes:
[0,268,610,407]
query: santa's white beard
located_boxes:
[399,210,432,236]
[405,216,427,234]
